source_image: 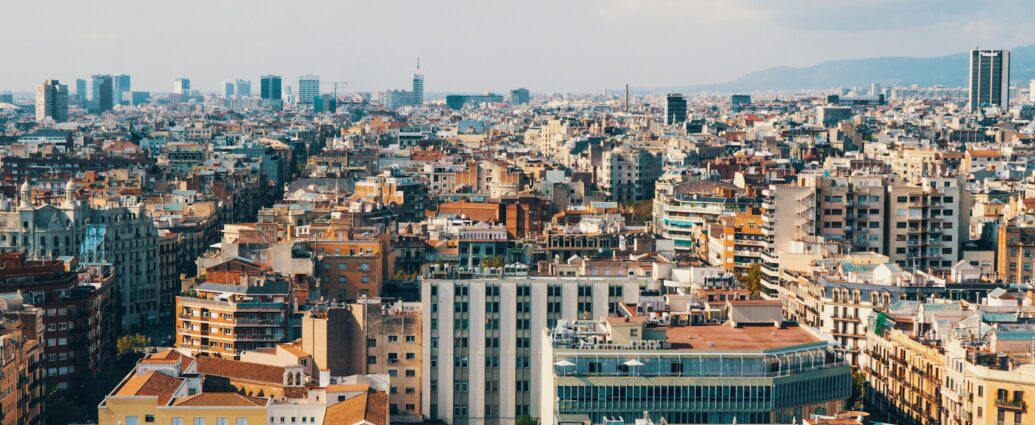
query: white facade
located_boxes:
[421,276,643,425]
[299,75,320,105]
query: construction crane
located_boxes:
[320,81,348,98]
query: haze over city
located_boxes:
[3,0,1035,93]
[5,2,1035,425]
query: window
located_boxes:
[217,418,228,425]
[172,418,183,425]
[146,416,155,423]
[194,419,205,425]
[126,417,139,425]
[388,335,398,342]
[367,356,377,364]
[405,369,416,377]
[236,419,249,425]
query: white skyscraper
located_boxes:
[1029,79,1035,102]
[298,74,320,104]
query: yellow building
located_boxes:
[864,325,944,425]
[943,336,1035,425]
[99,349,389,425]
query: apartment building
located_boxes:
[0,315,43,425]
[598,145,663,203]
[176,263,293,358]
[98,349,389,425]
[0,181,160,329]
[654,178,759,252]
[995,217,1035,283]
[0,253,117,391]
[886,176,966,273]
[707,211,765,273]
[301,300,423,422]
[865,326,945,425]
[422,271,643,425]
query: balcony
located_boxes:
[995,398,1025,411]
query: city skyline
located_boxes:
[3,0,1034,94]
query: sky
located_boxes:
[2,0,1033,94]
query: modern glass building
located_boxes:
[664,93,687,125]
[540,313,852,424]
[968,49,1010,111]
[261,75,283,100]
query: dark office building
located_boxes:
[665,93,688,125]
[261,75,283,100]
[510,88,530,105]
[969,49,1010,111]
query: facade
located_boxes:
[89,74,114,114]
[598,146,663,203]
[664,93,688,125]
[236,79,252,98]
[421,273,643,425]
[173,78,191,95]
[446,94,504,110]
[886,176,964,273]
[968,49,1010,111]
[114,74,131,105]
[299,74,320,105]
[34,79,69,123]
[0,182,160,329]
[510,88,530,105]
[654,179,759,252]
[98,349,389,425]
[176,271,293,358]
[0,317,43,425]
[0,253,117,391]
[261,75,283,100]
[995,217,1035,283]
[864,326,944,425]
[302,300,423,422]
[541,310,851,425]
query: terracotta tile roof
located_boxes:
[325,393,367,425]
[116,371,183,405]
[323,390,388,425]
[365,391,388,425]
[173,392,267,407]
[279,342,309,358]
[325,384,368,393]
[196,356,285,384]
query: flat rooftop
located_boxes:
[664,323,820,351]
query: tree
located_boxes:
[846,371,866,410]
[482,256,506,268]
[625,200,654,223]
[117,333,152,356]
[516,416,540,425]
[736,264,764,298]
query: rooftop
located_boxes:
[664,323,821,351]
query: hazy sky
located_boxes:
[3,0,1032,94]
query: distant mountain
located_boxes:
[673,44,1035,93]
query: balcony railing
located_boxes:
[995,398,1025,410]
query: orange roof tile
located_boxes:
[196,356,285,384]
[116,371,183,405]
[173,392,267,407]
[325,393,367,425]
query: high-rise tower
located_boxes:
[35,80,69,123]
[969,49,1010,111]
[412,58,424,105]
